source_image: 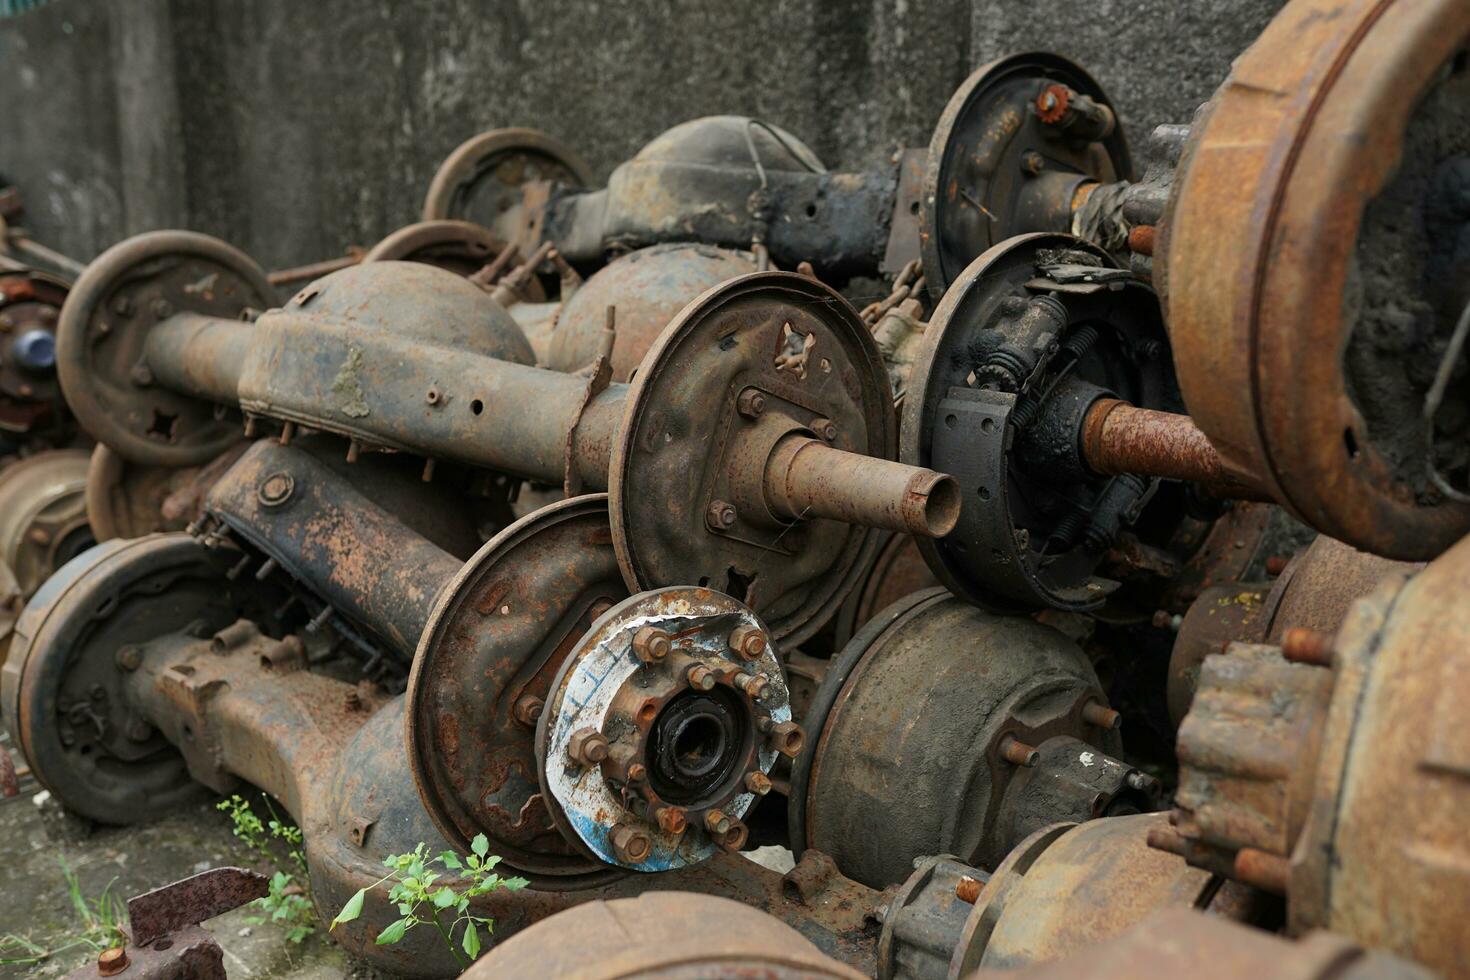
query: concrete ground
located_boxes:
[0,733,347,980]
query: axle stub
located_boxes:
[536,587,791,872]
[902,232,1182,611]
[921,52,1133,304]
[56,231,274,467]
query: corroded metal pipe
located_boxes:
[765,434,960,538]
[1081,399,1270,501]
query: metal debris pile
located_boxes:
[2,0,1467,977]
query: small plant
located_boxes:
[0,856,126,967]
[330,834,528,970]
[217,793,316,943]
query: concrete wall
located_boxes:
[0,0,1285,271]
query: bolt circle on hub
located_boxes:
[56,231,274,467]
[536,587,792,872]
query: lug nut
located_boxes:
[729,624,767,661]
[685,662,716,691]
[1021,151,1046,175]
[609,823,652,864]
[744,770,772,796]
[955,875,984,904]
[655,806,688,834]
[626,762,647,782]
[632,626,672,664]
[718,818,748,851]
[513,695,544,727]
[705,500,738,532]
[116,646,143,671]
[704,809,732,836]
[1000,735,1040,767]
[734,672,769,699]
[567,727,609,766]
[736,388,766,418]
[766,720,805,758]
[1081,699,1122,730]
[811,417,837,441]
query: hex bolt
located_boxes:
[766,720,805,758]
[685,662,716,691]
[513,695,544,727]
[655,806,688,834]
[734,672,769,700]
[1281,627,1335,667]
[1126,770,1159,793]
[744,770,772,796]
[705,500,738,532]
[1021,151,1046,175]
[1000,735,1040,767]
[1081,699,1122,730]
[811,417,837,441]
[704,808,732,836]
[116,646,143,672]
[97,947,129,977]
[632,626,672,664]
[609,823,652,864]
[567,727,609,766]
[626,762,647,783]
[955,875,984,904]
[729,624,767,662]
[736,388,766,418]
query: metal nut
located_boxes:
[955,875,983,904]
[686,663,716,691]
[734,672,769,700]
[567,727,609,766]
[632,626,672,664]
[257,471,295,507]
[703,808,732,836]
[767,720,805,758]
[744,770,772,796]
[811,416,837,441]
[98,947,129,977]
[705,500,738,532]
[513,695,544,727]
[116,646,143,672]
[609,823,652,864]
[655,806,688,834]
[736,388,766,418]
[729,624,767,661]
[718,818,748,852]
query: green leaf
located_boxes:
[440,851,462,869]
[330,888,366,929]
[376,918,411,946]
[471,835,489,858]
[483,854,502,869]
[462,921,481,959]
[432,887,457,909]
[505,876,530,891]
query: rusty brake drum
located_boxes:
[1161,0,1470,559]
[421,127,593,250]
[361,218,543,297]
[921,52,1133,304]
[901,233,1181,611]
[55,231,274,467]
[405,495,630,887]
[0,534,266,823]
[610,272,894,646]
[0,267,69,437]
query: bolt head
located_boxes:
[116,646,143,671]
[656,806,688,834]
[736,388,766,418]
[567,726,609,766]
[812,417,837,441]
[1021,151,1046,175]
[632,626,672,664]
[744,770,772,795]
[686,663,716,691]
[705,500,738,532]
[609,823,652,863]
[729,624,767,661]
[97,947,129,977]
[703,809,731,835]
[257,471,295,507]
[513,695,545,727]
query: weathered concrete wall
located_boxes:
[0,0,1285,271]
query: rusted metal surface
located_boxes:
[1165,530,1470,974]
[0,736,17,796]
[1162,0,1470,560]
[0,448,92,597]
[64,926,228,980]
[880,814,1260,978]
[126,867,270,947]
[462,892,866,979]
[793,588,1146,888]
[537,242,756,380]
[85,441,251,542]
[964,909,1435,980]
[919,53,1132,303]
[1080,398,1269,501]
[0,267,71,445]
[831,531,938,649]
[361,219,525,284]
